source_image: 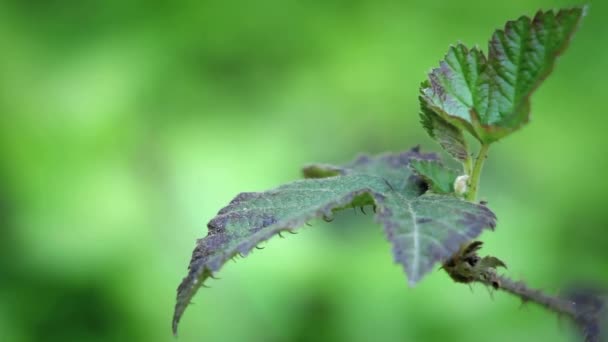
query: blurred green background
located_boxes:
[0,0,606,341]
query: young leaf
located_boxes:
[301,163,344,178]
[419,92,469,162]
[421,7,586,143]
[174,148,496,333]
[409,158,459,194]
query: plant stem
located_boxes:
[463,155,473,176]
[466,144,490,202]
[479,275,578,318]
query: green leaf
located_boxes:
[478,256,507,270]
[421,7,586,143]
[173,148,496,334]
[420,90,469,162]
[301,163,344,178]
[409,158,459,194]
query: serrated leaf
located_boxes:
[173,148,496,334]
[409,158,459,194]
[303,147,440,192]
[421,7,586,143]
[420,90,469,162]
[376,192,495,285]
[173,174,381,334]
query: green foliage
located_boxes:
[409,159,459,194]
[419,95,469,162]
[173,5,595,341]
[173,148,496,334]
[420,7,586,144]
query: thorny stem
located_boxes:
[466,144,490,202]
[461,145,580,319]
[444,242,594,335]
[479,275,577,318]
[463,147,581,319]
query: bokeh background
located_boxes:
[1,0,607,341]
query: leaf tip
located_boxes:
[172,317,179,337]
[172,297,186,337]
[407,275,421,287]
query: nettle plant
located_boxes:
[174,6,606,341]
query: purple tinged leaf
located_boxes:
[374,193,496,285]
[421,6,587,143]
[419,93,469,162]
[305,147,439,193]
[173,147,497,333]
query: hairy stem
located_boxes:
[466,144,490,202]
[480,275,577,318]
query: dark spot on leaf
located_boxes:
[465,255,480,267]
[260,216,277,228]
[408,175,429,195]
[207,216,228,233]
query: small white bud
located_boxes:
[454,175,469,196]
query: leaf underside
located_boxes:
[173,147,496,334]
[419,94,469,162]
[421,6,586,144]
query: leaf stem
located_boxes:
[463,155,473,176]
[466,144,490,202]
[479,275,577,318]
